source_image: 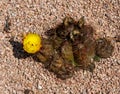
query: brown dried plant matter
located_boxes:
[35,17,114,79]
[3,16,11,32]
[95,38,114,58]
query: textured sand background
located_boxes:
[0,0,120,94]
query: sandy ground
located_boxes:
[0,0,120,94]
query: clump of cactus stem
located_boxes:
[23,17,114,79]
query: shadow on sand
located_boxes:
[9,38,31,59]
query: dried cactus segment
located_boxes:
[39,39,54,59]
[72,43,94,70]
[95,38,114,58]
[60,41,75,65]
[78,16,85,28]
[49,54,64,73]
[63,17,74,27]
[52,36,63,49]
[36,53,47,63]
[56,17,78,39]
[49,53,74,79]
[80,25,95,43]
[56,24,73,39]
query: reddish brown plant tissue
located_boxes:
[36,17,114,79]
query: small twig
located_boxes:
[3,16,11,32]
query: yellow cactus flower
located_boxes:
[23,33,42,54]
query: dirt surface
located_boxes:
[0,0,120,94]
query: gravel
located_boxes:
[0,0,120,94]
